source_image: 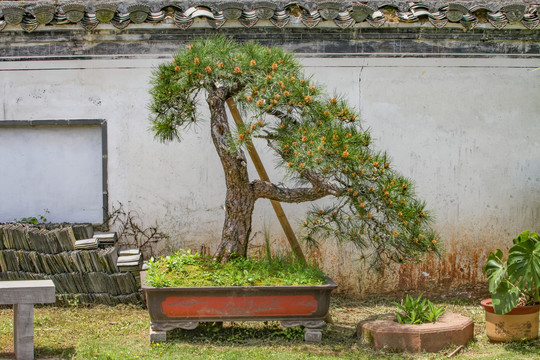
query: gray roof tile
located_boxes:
[0,1,538,32]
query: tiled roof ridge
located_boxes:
[0,1,538,32]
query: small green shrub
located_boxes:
[281,326,304,340]
[15,209,50,224]
[145,249,327,287]
[392,294,445,324]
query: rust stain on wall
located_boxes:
[310,224,517,299]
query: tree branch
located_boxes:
[252,180,331,202]
[301,170,346,197]
[254,132,277,140]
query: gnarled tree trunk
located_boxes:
[208,89,335,262]
[208,88,255,262]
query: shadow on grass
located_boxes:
[503,337,540,356]
[0,351,14,360]
[36,345,75,359]
[166,320,362,349]
[166,321,308,345]
[0,346,74,360]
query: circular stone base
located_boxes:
[357,312,474,353]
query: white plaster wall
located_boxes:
[0,56,538,295]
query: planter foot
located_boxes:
[281,320,326,343]
[304,328,323,343]
[149,327,167,343]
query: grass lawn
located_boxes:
[0,296,538,360]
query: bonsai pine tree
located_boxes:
[149,37,438,266]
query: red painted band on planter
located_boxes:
[161,295,318,317]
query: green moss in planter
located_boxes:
[146,250,327,287]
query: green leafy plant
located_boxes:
[15,209,50,224]
[145,249,327,288]
[483,230,540,314]
[392,294,445,324]
[281,326,304,340]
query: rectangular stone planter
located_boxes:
[141,272,337,343]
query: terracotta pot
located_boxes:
[481,298,540,342]
[141,272,337,343]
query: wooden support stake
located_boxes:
[226,98,307,264]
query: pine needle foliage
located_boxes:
[148,36,439,268]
